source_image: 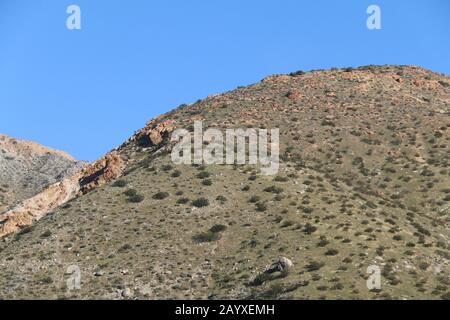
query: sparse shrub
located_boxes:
[438,80,449,87]
[192,231,220,243]
[216,195,227,202]
[299,205,313,214]
[177,197,189,204]
[118,244,132,253]
[128,193,145,203]
[171,170,181,177]
[152,192,169,200]
[325,249,339,256]
[40,277,53,284]
[418,262,430,271]
[264,186,283,194]
[192,197,209,207]
[14,226,34,241]
[193,224,227,243]
[274,176,288,182]
[289,70,304,77]
[202,179,212,186]
[112,179,127,187]
[280,220,294,228]
[40,230,52,238]
[161,164,173,171]
[318,237,330,247]
[255,202,267,212]
[306,261,325,272]
[303,223,317,234]
[124,189,137,197]
[196,171,211,179]
[210,224,227,233]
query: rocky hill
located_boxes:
[0,65,448,300]
[0,135,85,213]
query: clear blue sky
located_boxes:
[1,0,449,161]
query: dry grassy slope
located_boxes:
[0,135,85,212]
[0,65,449,300]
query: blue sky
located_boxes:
[1,0,449,161]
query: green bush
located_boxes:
[192,231,220,243]
[216,195,227,202]
[202,179,212,186]
[264,186,283,194]
[192,197,209,207]
[161,164,173,171]
[196,171,211,179]
[112,179,127,187]
[123,189,137,197]
[325,249,339,256]
[40,230,52,238]
[210,224,227,233]
[177,197,189,204]
[305,261,325,272]
[152,192,169,200]
[255,202,267,212]
[304,223,317,234]
[128,194,145,203]
[171,170,181,177]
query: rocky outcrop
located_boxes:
[0,151,125,238]
[79,152,125,193]
[0,134,85,212]
[0,117,176,238]
[0,175,80,237]
[135,119,175,147]
[264,257,294,274]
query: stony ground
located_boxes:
[0,65,449,300]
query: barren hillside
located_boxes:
[0,65,449,300]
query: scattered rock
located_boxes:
[121,288,132,298]
[264,257,294,274]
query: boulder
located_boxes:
[264,257,294,274]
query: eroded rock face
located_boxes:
[0,175,80,237]
[0,117,178,239]
[137,120,175,147]
[0,134,85,212]
[0,152,126,238]
[135,119,175,147]
[79,152,125,194]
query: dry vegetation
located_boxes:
[0,65,449,300]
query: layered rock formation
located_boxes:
[0,135,85,212]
